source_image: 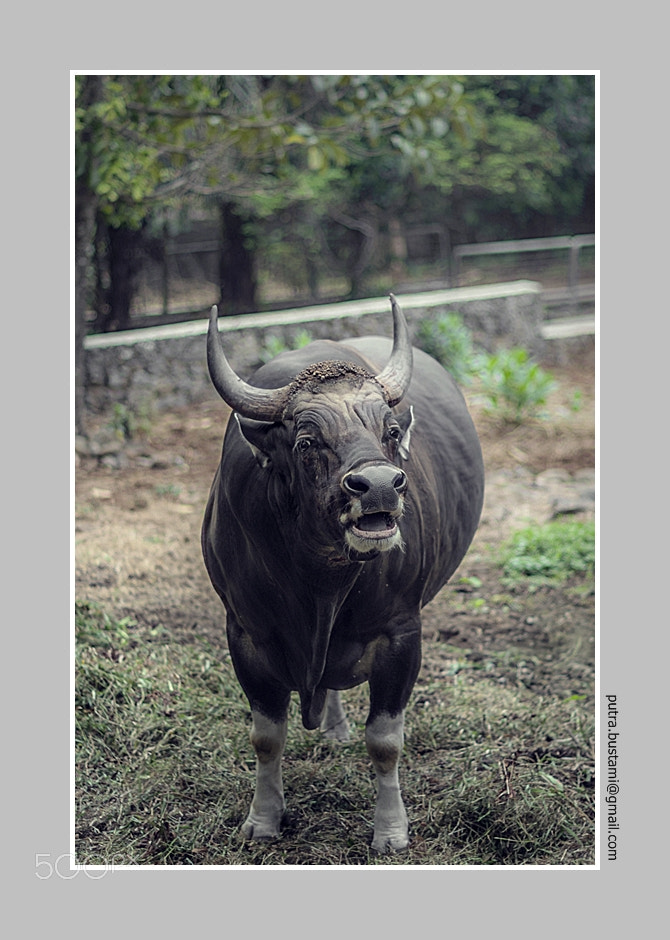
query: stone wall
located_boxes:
[84,281,544,414]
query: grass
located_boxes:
[75,565,595,865]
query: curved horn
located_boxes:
[207,306,292,421]
[375,294,413,406]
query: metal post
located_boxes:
[568,239,580,316]
[162,223,170,317]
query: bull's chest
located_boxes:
[240,581,407,693]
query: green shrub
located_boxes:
[477,348,556,424]
[260,329,313,364]
[107,400,154,441]
[500,521,595,584]
[416,313,478,385]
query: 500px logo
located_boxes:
[35,853,120,879]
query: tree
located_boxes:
[218,201,258,314]
[236,76,475,298]
[74,74,472,427]
[75,75,595,428]
[245,75,595,297]
[74,75,103,435]
[186,75,475,300]
[74,75,242,433]
[411,74,595,241]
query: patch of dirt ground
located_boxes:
[75,349,595,668]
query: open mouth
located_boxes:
[350,512,399,541]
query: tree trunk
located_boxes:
[328,207,377,300]
[106,224,145,331]
[92,217,110,333]
[74,75,103,437]
[388,218,407,283]
[346,229,367,299]
[74,182,97,437]
[218,201,257,315]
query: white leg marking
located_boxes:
[320,690,351,742]
[241,711,288,841]
[365,712,409,852]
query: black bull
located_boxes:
[201,295,484,851]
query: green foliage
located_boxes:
[416,318,558,426]
[107,401,153,440]
[500,521,596,584]
[414,74,595,239]
[154,483,182,499]
[481,74,596,220]
[259,330,313,364]
[416,312,479,385]
[75,74,470,233]
[422,107,568,212]
[477,348,556,424]
[75,602,134,652]
[570,389,583,413]
[76,74,595,321]
[75,75,225,229]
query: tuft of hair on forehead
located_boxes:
[287,360,379,398]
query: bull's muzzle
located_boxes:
[341,464,408,509]
[340,465,407,553]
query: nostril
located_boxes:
[393,470,408,493]
[342,472,369,495]
[342,467,408,498]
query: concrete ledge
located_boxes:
[541,315,595,339]
[541,316,596,366]
[83,281,545,414]
[85,281,542,349]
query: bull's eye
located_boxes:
[386,426,402,443]
[295,437,313,454]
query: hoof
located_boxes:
[241,813,283,842]
[321,717,351,742]
[371,830,410,853]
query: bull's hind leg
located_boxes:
[241,711,288,841]
[320,689,351,741]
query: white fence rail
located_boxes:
[452,234,595,316]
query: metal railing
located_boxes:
[452,234,595,314]
[453,233,594,280]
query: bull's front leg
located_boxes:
[365,623,421,852]
[241,710,288,841]
[226,617,290,841]
[365,711,409,852]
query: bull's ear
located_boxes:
[396,405,415,460]
[235,414,277,469]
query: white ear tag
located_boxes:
[398,406,414,461]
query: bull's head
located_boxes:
[207,295,415,562]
